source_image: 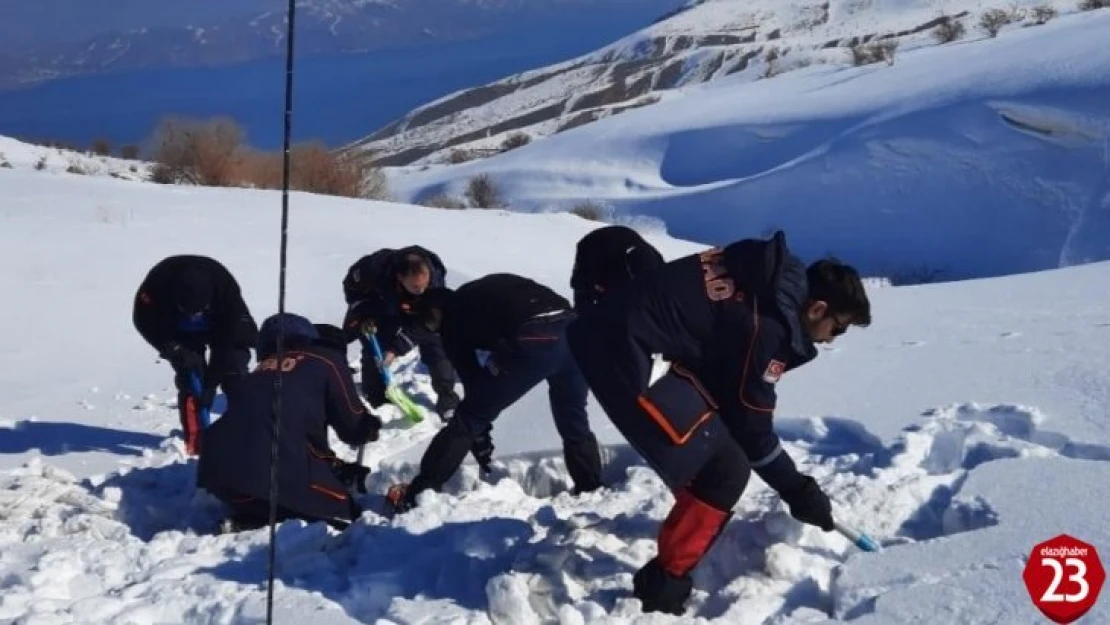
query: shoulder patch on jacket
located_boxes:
[762,359,786,384]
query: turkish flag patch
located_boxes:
[762,359,786,384]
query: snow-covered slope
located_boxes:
[0,135,151,181]
[387,9,1110,282]
[2,164,1109,623]
[352,0,1102,166]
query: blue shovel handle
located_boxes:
[361,331,393,386]
[835,520,881,552]
[188,371,212,429]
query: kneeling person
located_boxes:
[197,313,382,531]
[386,273,604,513]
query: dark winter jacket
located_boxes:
[587,231,818,489]
[570,225,665,310]
[132,254,258,355]
[197,313,381,522]
[433,273,573,383]
[341,246,447,352]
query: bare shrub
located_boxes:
[568,201,610,221]
[0,154,11,168]
[420,194,468,209]
[90,138,111,156]
[850,39,898,66]
[500,132,531,151]
[979,9,1013,36]
[1031,5,1058,22]
[763,47,781,78]
[1078,0,1108,9]
[66,161,86,175]
[448,149,474,164]
[120,144,141,160]
[233,143,389,199]
[149,163,176,184]
[465,174,503,208]
[150,116,245,186]
[34,155,47,170]
[888,264,947,286]
[933,15,966,43]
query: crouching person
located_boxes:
[385,273,605,514]
[567,231,871,614]
[197,312,382,532]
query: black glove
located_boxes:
[332,460,370,494]
[781,475,835,531]
[471,431,494,473]
[162,342,205,374]
[364,414,383,443]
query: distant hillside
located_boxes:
[349,0,1096,167]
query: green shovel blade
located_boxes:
[386,384,424,424]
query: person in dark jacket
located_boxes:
[132,254,258,456]
[565,230,871,615]
[197,313,382,532]
[569,225,666,311]
[384,273,605,513]
[342,246,460,420]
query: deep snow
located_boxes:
[387,9,1110,283]
[1,162,1109,623]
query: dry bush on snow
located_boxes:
[979,8,1014,36]
[850,39,898,66]
[149,116,244,186]
[1030,5,1058,22]
[568,201,610,222]
[500,132,531,151]
[148,115,387,199]
[933,15,966,43]
[465,174,504,208]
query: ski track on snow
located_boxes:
[2,346,1109,625]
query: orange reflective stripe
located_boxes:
[636,395,715,445]
[310,484,348,501]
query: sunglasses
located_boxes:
[826,312,850,336]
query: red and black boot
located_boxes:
[633,489,733,615]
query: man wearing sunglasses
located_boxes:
[566,230,871,615]
[133,254,259,455]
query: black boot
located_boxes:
[632,557,693,615]
[564,433,604,494]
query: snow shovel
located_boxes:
[835,519,881,552]
[187,371,213,429]
[361,330,424,425]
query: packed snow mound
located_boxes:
[3,167,1110,623]
[388,10,1110,282]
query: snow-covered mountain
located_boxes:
[0,0,681,90]
[383,6,1110,282]
[351,0,1101,166]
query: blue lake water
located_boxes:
[0,9,674,152]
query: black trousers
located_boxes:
[402,313,603,505]
[565,315,749,509]
[169,334,249,453]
